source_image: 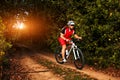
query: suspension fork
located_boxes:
[73,48,77,60]
[76,49,80,58]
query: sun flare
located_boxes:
[13,21,25,30]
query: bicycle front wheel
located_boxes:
[74,48,84,69]
[54,46,64,64]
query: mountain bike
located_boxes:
[55,39,84,69]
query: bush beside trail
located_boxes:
[0,17,12,79]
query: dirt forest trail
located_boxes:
[19,55,62,80]
[8,45,120,80]
[34,52,120,80]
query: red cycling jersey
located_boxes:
[58,26,76,45]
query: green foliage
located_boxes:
[0,17,12,63]
[77,0,120,69]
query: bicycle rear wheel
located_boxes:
[74,48,84,69]
[55,46,64,64]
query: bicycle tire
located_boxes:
[54,46,64,64]
[74,48,84,69]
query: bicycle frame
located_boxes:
[66,41,79,60]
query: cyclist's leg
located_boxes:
[58,37,67,62]
[61,44,66,60]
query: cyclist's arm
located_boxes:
[60,27,68,41]
[60,33,67,40]
[74,34,82,40]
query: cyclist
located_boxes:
[58,20,82,62]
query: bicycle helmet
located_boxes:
[67,20,75,26]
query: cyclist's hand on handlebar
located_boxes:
[79,37,82,40]
[77,37,82,41]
